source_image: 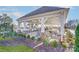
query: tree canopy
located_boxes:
[74,24,79,52]
[0,14,13,36]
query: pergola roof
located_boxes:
[18,6,67,20]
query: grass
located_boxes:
[0,45,34,52]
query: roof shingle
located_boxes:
[18,6,67,20]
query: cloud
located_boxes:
[0,12,24,17]
[0,12,24,23]
[0,8,18,11]
[0,7,24,18]
[12,12,24,17]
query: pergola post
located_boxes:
[60,13,65,41]
[40,17,45,33]
[39,17,47,40]
[40,17,47,33]
[18,21,21,32]
[23,21,26,31]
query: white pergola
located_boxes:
[17,7,69,40]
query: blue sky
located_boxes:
[0,6,79,22]
[67,6,79,21]
[0,6,40,21]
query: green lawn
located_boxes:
[0,45,34,52]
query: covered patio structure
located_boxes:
[17,6,69,41]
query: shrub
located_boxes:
[18,33,26,38]
[74,24,79,52]
[50,40,58,48]
[37,37,41,41]
[0,34,15,40]
[65,29,74,44]
[31,36,35,40]
[27,35,30,39]
[60,40,68,48]
[0,36,4,40]
[66,31,73,39]
[43,39,49,46]
[67,37,75,45]
[61,42,68,48]
[71,38,75,45]
[0,34,5,40]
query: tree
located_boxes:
[74,24,79,52]
[2,14,13,31]
[0,14,13,37]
